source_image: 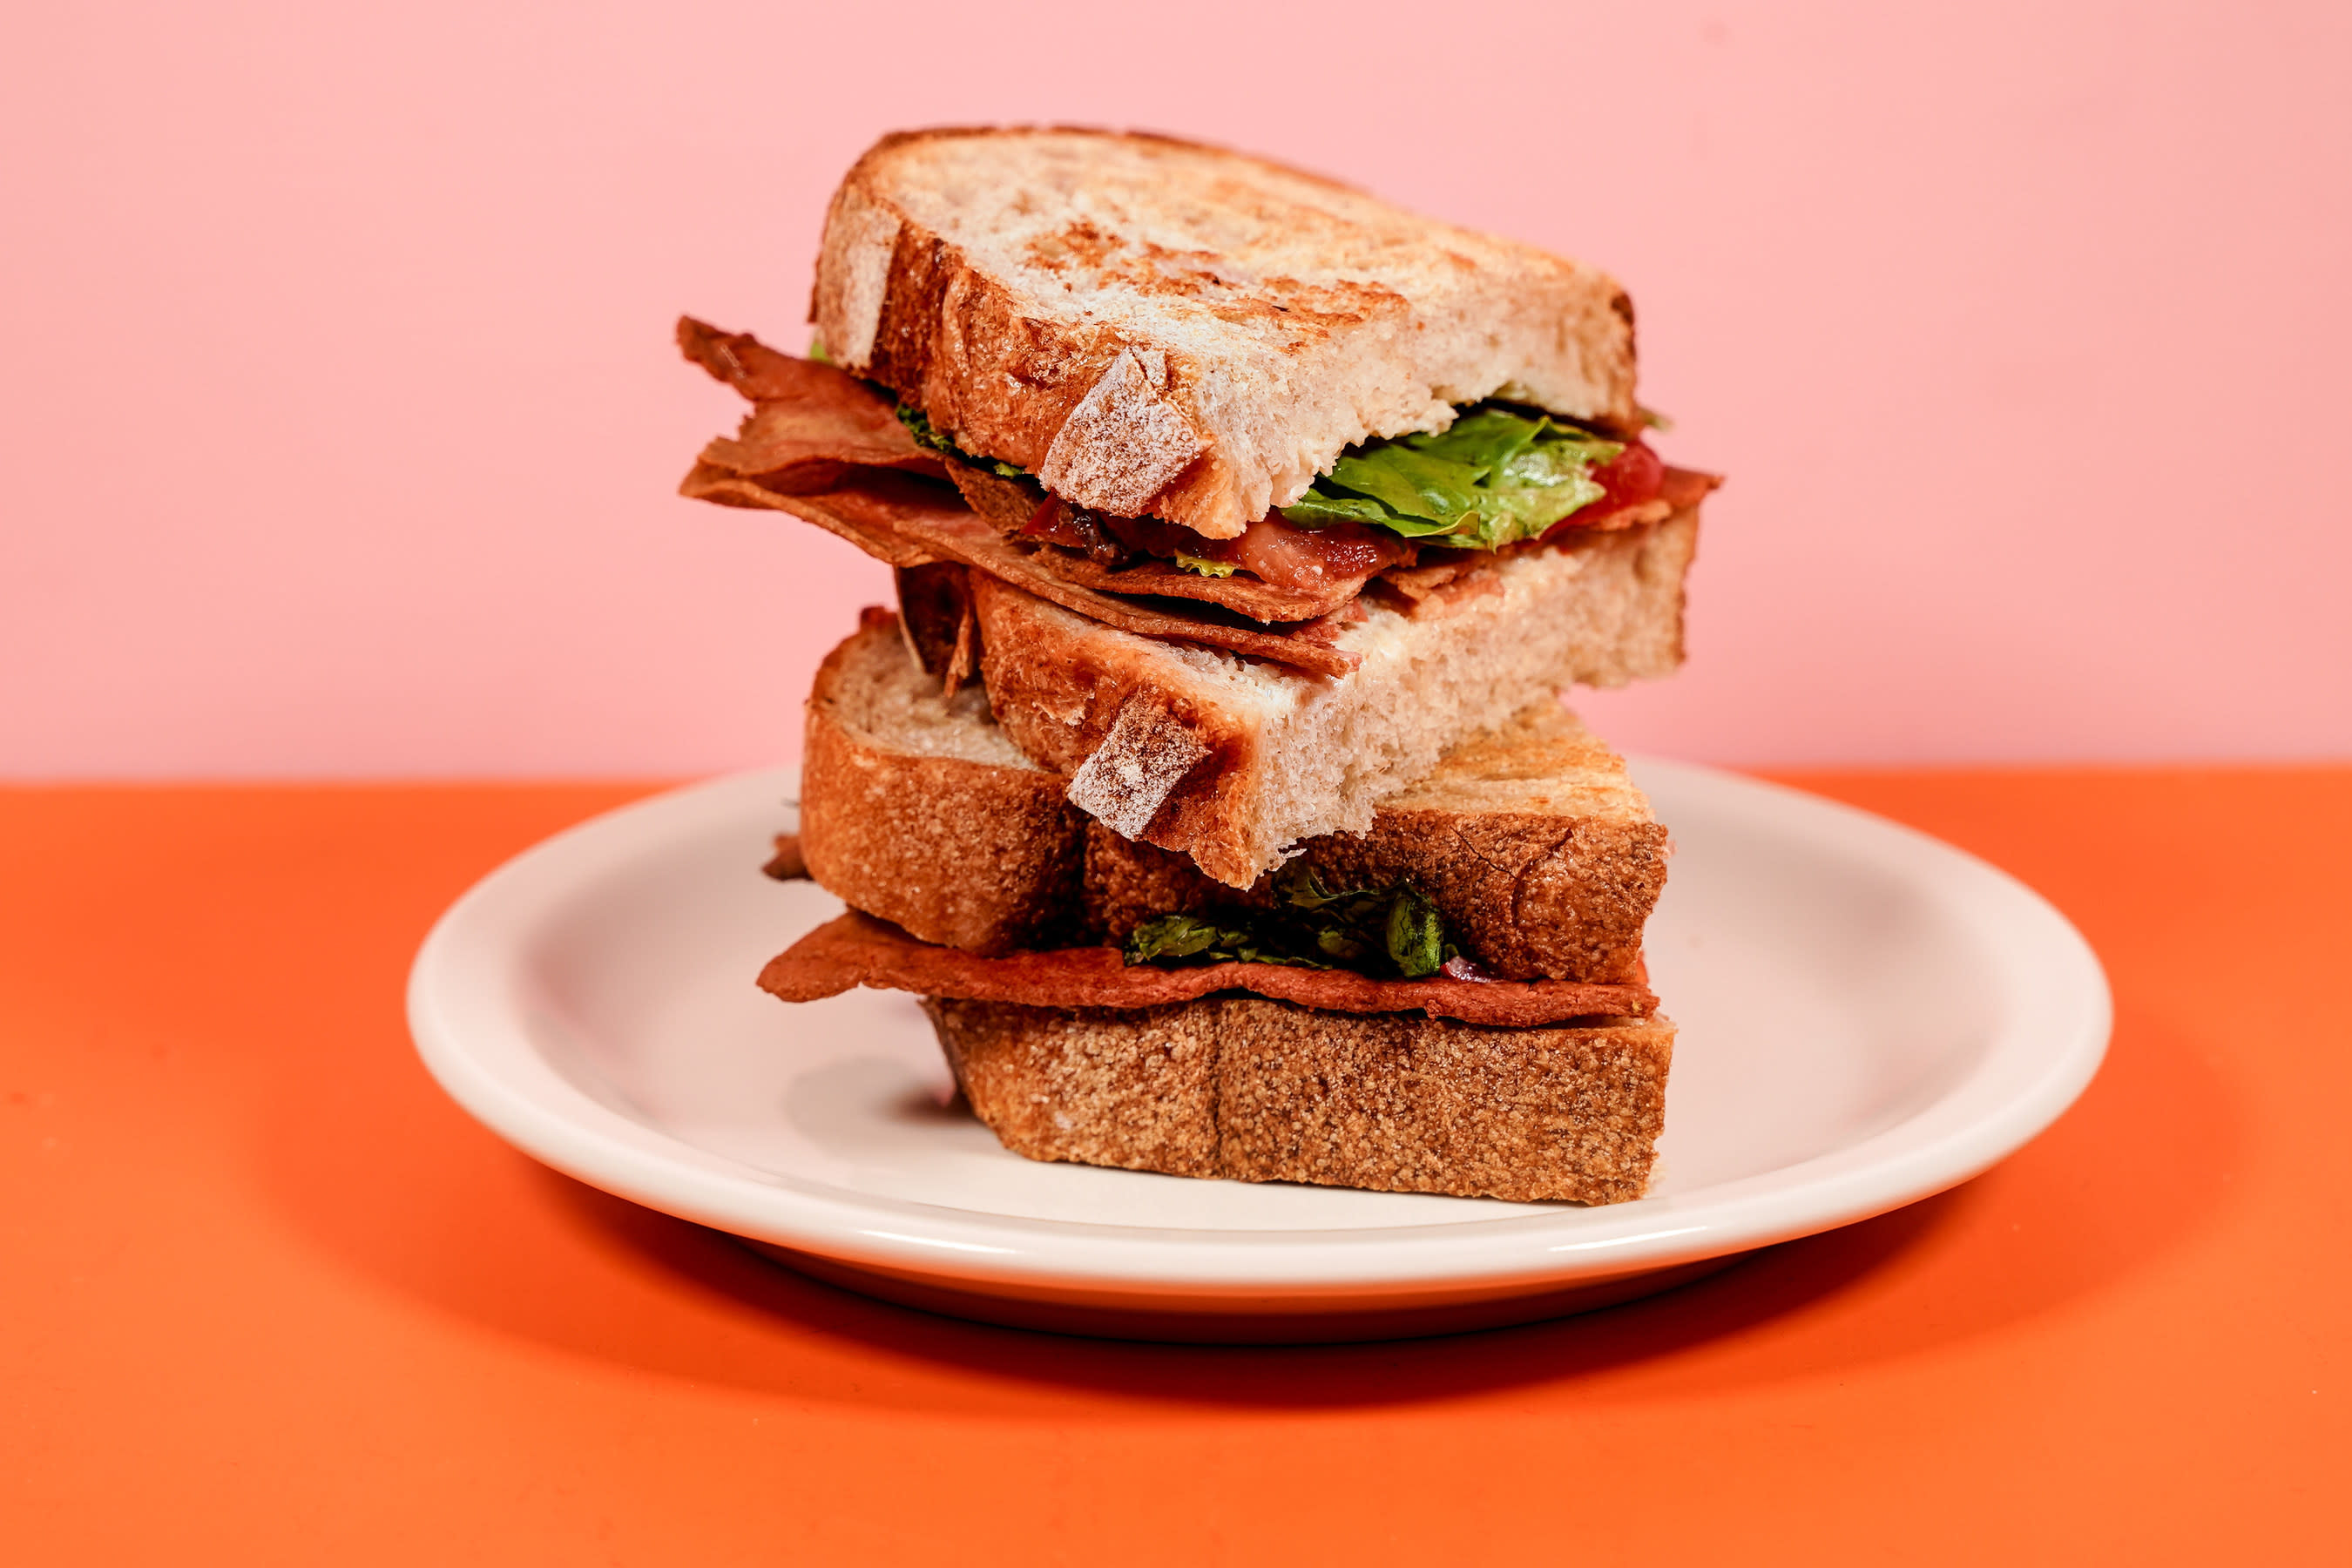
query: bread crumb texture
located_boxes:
[800,618,1086,953]
[925,996,1673,1205]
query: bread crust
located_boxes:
[977,508,1700,887]
[1082,706,1666,984]
[927,997,1673,1205]
[813,127,1639,537]
[802,611,1668,977]
[798,616,1085,954]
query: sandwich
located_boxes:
[681,126,1717,889]
[760,612,1675,1206]
[684,127,1718,1204]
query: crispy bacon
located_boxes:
[675,322,1364,676]
[1023,544,1373,623]
[680,464,1364,677]
[678,320,947,489]
[1660,464,1721,510]
[1022,497,1415,602]
[760,911,1658,1029]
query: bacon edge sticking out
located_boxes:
[760,911,1659,1030]
[682,464,1365,677]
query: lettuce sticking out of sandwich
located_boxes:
[894,400,1028,480]
[1281,407,1636,551]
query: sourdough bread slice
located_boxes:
[1086,704,1666,984]
[801,614,1667,980]
[981,507,1697,888]
[814,127,1639,538]
[798,608,1085,955]
[925,997,1673,1206]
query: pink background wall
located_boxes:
[5,1,2348,777]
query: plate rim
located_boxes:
[407,760,2112,1305]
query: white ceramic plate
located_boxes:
[409,762,2109,1342]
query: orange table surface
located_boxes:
[3,770,2348,1565]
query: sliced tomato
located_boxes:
[1545,439,1666,537]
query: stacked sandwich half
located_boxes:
[681,129,1719,1205]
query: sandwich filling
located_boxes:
[762,910,1655,1030]
[1122,862,1460,980]
[1030,408,1660,584]
[677,317,1714,672]
[901,384,1669,595]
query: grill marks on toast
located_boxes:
[1022,217,1406,348]
[813,127,1640,536]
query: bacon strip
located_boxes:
[1660,465,1722,510]
[682,464,1363,677]
[678,320,948,488]
[760,911,1658,1029]
[679,464,943,569]
[677,324,1361,676]
[1035,550,1371,623]
[943,458,1386,621]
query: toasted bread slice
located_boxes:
[926,997,1673,1206]
[979,507,1695,888]
[1085,705,1666,984]
[799,614,1667,981]
[813,127,1639,538]
[797,608,1085,955]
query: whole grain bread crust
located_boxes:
[977,506,1698,887]
[927,996,1673,1205]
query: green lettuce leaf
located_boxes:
[1384,887,1447,979]
[894,402,1028,480]
[1120,864,1456,979]
[1280,404,1622,551]
[1272,492,1409,529]
[1121,913,1323,969]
